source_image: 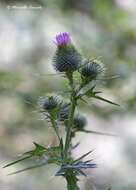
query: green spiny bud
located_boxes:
[39,95,62,112]
[73,113,87,131]
[59,103,70,121]
[81,59,104,83]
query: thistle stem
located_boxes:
[65,172,79,190]
[64,72,76,158]
[50,115,61,142]
[64,95,76,157]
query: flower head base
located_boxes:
[59,103,70,121]
[81,59,105,82]
[73,113,87,131]
[54,32,71,46]
[38,95,62,112]
[53,32,82,73]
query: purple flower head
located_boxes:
[53,32,71,46]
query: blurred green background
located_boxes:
[0,0,136,189]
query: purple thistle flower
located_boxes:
[53,32,82,72]
[54,32,71,46]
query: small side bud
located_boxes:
[59,103,70,121]
[73,113,87,131]
[81,59,105,83]
[38,95,62,112]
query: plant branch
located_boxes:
[50,114,61,142]
[65,172,79,190]
[64,72,77,158]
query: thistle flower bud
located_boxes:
[81,59,104,82]
[73,113,87,131]
[39,95,62,112]
[53,32,82,73]
[59,103,70,121]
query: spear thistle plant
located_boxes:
[4,32,119,190]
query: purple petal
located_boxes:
[53,32,71,46]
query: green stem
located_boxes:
[64,95,76,157]
[64,72,76,158]
[63,72,79,189]
[50,115,61,142]
[65,172,79,190]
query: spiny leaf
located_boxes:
[79,97,88,104]
[92,95,120,106]
[83,86,119,106]
[76,168,87,176]
[71,163,96,169]
[82,129,117,137]
[73,150,94,164]
[97,75,120,81]
[90,85,96,91]
[3,155,32,168]
[56,161,96,178]
[72,142,80,150]
[84,88,102,98]
[7,155,63,175]
[48,146,61,154]
[4,143,60,168]
[3,143,46,168]
[7,162,47,175]
[93,91,102,94]
[33,142,46,150]
[84,159,94,163]
[61,162,96,169]
[23,142,46,157]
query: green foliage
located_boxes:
[80,85,119,106]
[4,142,62,174]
